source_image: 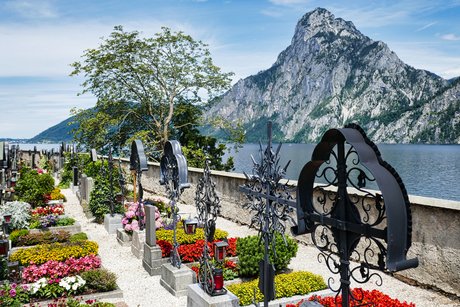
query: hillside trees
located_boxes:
[70,26,237,170]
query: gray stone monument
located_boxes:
[160,263,195,297]
[131,228,145,258]
[142,204,167,275]
[187,284,239,307]
[116,228,132,246]
[104,213,123,234]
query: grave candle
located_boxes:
[213,268,224,290]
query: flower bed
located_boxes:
[10,230,87,247]
[31,204,65,217]
[226,271,327,306]
[305,288,416,307]
[22,255,102,283]
[9,241,98,266]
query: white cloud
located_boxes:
[416,21,437,32]
[4,0,58,19]
[440,33,460,41]
[269,0,309,5]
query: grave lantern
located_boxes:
[183,216,198,235]
[214,241,228,262]
[0,239,8,256]
[212,268,225,292]
[3,214,11,224]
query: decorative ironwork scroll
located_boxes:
[130,140,148,230]
[195,159,226,296]
[159,140,190,268]
[292,123,418,307]
[239,121,294,307]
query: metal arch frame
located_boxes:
[130,140,148,231]
[292,124,418,307]
[159,140,190,269]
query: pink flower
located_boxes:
[124,224,132,231]
[122,217,128,225]
[9,289,16,297]
[125,210,135,219]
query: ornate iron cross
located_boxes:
[130,140,148,230]
[159,140,190,268]
[239,121,294,307]
[195,159,226,296]
[292,124,418,307]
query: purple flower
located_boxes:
[9,289,16,297]
[11,283,17,289]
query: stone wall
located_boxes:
[134,160,460,297]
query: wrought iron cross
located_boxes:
[160,140,190,269]
[195,159,226,296]
[239,121,294,307]
[292,124,418,307]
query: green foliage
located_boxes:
[156,223,228,244]
[13,230,71,247]
[0,257,8,281]
[89,176,124,223]
[70,232,89,242]
[56,217,76,226]
[226,271,326,306]
[15,167,55,207]
[237,233,298,277]
[0,282,30,306]
[80,268,118,292]
[70,25,233,158]
[0,201,31,230]
[9,229,30,245]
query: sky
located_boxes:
[0,0,459,139]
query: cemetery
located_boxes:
[0,123,458,307]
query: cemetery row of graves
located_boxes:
[0,123,421,306]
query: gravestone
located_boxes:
[103,147,123,234]
[142,204,167,275]
[130,229,145,258]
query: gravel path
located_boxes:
[61,189,459,307]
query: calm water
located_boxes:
[16,143,460,201]
[224,143,460,202]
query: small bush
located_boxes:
[156,222,228,244]
[9,229,30,245]
[50,187,67,202]
[237,233,298,277]
[15,168,55,207]
[14,230,71,247]
[70,232,88,242]
[56,216,76,226]
[0,201,31,230]
[81,268,117,292]
[10,240,98,266]
[227,271,326,306]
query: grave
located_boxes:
[159,140,194,297]
[102,148,123,234]
[142,204,167,275]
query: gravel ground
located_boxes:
[61,189,459,307]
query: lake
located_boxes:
[224,143,460,202]
[15,142,460,202]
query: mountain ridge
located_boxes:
[205,7,459,144]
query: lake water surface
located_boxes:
[225,143,460,202]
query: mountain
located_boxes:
[28,116,77,143]
[205,8,460,144]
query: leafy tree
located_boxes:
[70,26,234,162]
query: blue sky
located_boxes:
[1,0,459,139]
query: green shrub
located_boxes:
[80,268,117,292]
[237,233,298,277]
[15,168,55,207]
[156,222,228,244]
[14,230,70,247]
[226,271,326,306]
[9,229,30,245]
[70,232,88,242]
[0,201,31,230]
[9,240,98,266]
[56,216,76,226]
[89,177,124,223]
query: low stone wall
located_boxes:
[131,160,460,297]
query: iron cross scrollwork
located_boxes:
[130,140,148,230]
[292,124,418,307]
[160,140,190,268]
[195,159,226,296]
[239,121,294,307]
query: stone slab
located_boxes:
[142,243,169,276]
[187,283,239,307]
[28,223,82,235]
[116,228,132,246]
[160,263,196,297]
[104,214,123,234]
[131,229,145,259]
